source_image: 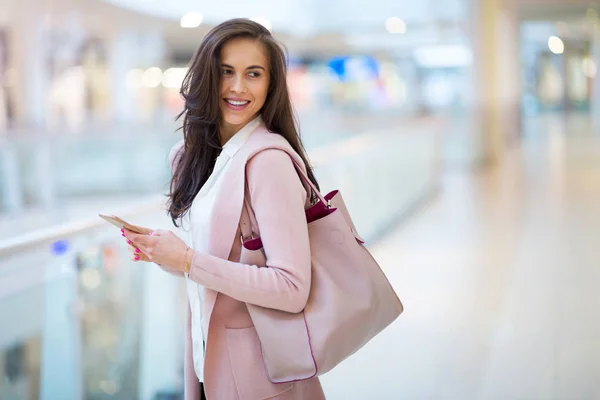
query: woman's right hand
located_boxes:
[128,243,151,262]
[126,238,184,277]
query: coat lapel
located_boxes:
[201,125,269,330]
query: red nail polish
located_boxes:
[135,248,140,254]
[127,240,132,245]
[134,255,140,261]
[122,233,125,237]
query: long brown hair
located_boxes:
[167,18,319,226]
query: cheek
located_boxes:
[253,81,269,107]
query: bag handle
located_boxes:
[239,152,324,242]
[286,156,327,206]
[240,181,259,242]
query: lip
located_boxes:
[223,98,251,111]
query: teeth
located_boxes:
[226,100,249,106]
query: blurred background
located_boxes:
[1,0,600,399]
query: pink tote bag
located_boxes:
[238,145,404,383]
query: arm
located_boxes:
[187,149,311,313]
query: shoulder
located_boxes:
[246,148,307,202]
[247,148,296,173]
[245,129,305,172]
[244,129,308,199]
[246,128,293,150]
[246,130,306,175]
[246,143,307,193]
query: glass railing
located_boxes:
[0,118,441,400]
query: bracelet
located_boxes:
[183,247,191,273]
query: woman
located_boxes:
[123,19,326,400]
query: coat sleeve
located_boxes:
[187,149,311,313]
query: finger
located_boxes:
[123,229,141,242]
[127,245,142,254]
[127,244,140,251]
[123,233,139,250]
[124,229,153,247]
[130,253,150,262]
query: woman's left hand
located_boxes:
[124,229,190,272]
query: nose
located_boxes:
[230,74,246,94]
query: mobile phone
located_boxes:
[98,213,153,235]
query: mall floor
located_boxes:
[320,113,600,400]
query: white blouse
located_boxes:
[182,116,262,383]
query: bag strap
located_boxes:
[240,181,259,242]
[239,150,323,242]
[286,156,326,205]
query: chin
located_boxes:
[224,116,248,126]
[223,111,252,126]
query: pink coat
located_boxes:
[170,127,326,400]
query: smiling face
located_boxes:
[219,37,270,139]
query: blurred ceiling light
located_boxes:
[251,17,272,32]
[142,67,163,88]
[413,45,473,68]
[583,58,597,78]
[162,68,188,89]
[548,36,564,54]
[385,17,406,34]
[181,12,203,28]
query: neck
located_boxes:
[219,124,237,146]
[218,116,257,146]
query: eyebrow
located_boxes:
[222,63,266,71]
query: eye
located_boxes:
[222,68,233,75]
[248,71,261,78]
